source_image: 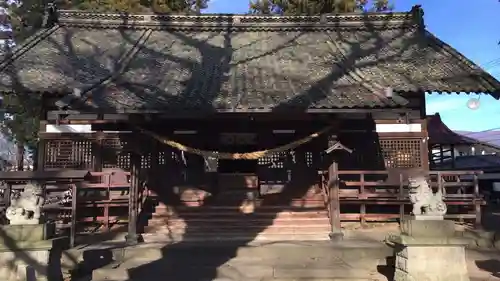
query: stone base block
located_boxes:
[400,218,456,237]
[0,224,54,242]
[412,215,444,221]
[0,249,49,281]
[0,239,55,281]
[392,237,470,281]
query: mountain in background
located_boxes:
[455,130,500,147]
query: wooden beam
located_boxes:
[38,132,131,140]
[377,132,425,138]
[45,108,417,121]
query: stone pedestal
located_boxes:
[388,218,470,281]
[0,224,55,281]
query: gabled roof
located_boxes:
[427,113,479,145]
[433,155,500,171]
[427,113,500,150]
[1,6,500,113]
[455,130,500,148]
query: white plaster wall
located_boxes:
[45,124,93,133]
[375,123,422,133]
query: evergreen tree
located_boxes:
[0,95,40,170]
[0,1,42,170]
[69,0,210,13]
[249,0,392,15]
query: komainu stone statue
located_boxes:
[6,181,45,225]
[408,175,447,217]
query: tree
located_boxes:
[0,95,40,170]
[69,0,209,13]
[0,0,45,170]
[249,0,392,15]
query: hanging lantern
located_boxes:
[466,97,481,110]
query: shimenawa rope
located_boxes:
[134,126,332,160]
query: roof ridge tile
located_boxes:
[55,9,421,30]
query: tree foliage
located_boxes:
[0,95,40,150]
[0,94,40,170]
[67,0,209,13]
[249,0,393,15]
[0,0,44,170]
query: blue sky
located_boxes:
[205,0,500,132]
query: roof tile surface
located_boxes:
[1,10,499,112]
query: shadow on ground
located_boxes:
[475,259,500,278]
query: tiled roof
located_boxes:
[1,7,500,112]
[455,130,500,148]
[427,113,479,145]
[434,155,500,171]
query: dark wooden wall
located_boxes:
[39,116,428,187]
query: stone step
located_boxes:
[156,207,327,215]
[165,202,327,208]
[91,248,388,281]
[64,240,392,270]
[144,224,332,234]
[140,232,332,243]
[111,241,392,261]
[147,217,330,227]
[149,192,325,203]
[72,240,391,281]
[154,204,327,212]
[92,265,385,281]
[153,209,329,218]
[209,199,326,207]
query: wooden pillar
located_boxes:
[150,140,159,195]
[450,144,456,169]
[399,173,405,220]
[439,145,444,164]
[328,161,343,241]
[125,152,141,245]
[36,139,46,171]
[420,119,430,171]
[70,183,77,248]
[473,172,481,228]
[92,132,104,172]
[359,173,366,226]
[36,121,48,171]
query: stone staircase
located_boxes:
[90,241,393,281]
[143,184,332,243]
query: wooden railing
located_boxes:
[321,169,485,227]
[42,169,150,246]
[75,171,131,232]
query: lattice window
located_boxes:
[158,151,166,165]
[141,154,152,169]
[102,138,130,170]
[44,139,93,169]
[258,151,295,169]
[305,151,314,167]
[379,139,422,168]
[258,156,271,166]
